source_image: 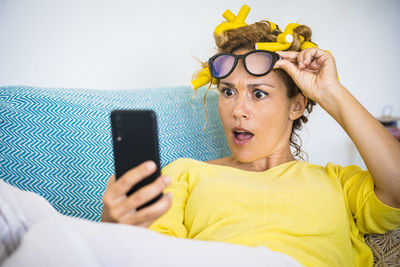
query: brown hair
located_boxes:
[200,20,316,161]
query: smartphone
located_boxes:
[110,110,162,211]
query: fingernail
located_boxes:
[164,176,171,183]
[146,161,156,171]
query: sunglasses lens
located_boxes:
[245,52,274,75]
[211,55,235,78]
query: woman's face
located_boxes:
[217,49,300,163]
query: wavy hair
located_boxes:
[200,20,316,161]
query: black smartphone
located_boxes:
[110,110,162,211]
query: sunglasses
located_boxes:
[208,50,281,79]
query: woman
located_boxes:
[101,13,400,267]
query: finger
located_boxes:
[302,48,317,67]
[297,50,306,69]
[302,47,329,68]
[274,59,301,81]
[276,51,300,64]
[106,174,116,188]
[121,192,173,225]
[108,161,157,201]
[276,51,299,60]
[102,174,119,205]
[306,60,320,70]
[298,59,320,74]
[113,175,171,217]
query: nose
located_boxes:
[232,96,250,120]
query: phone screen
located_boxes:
[110,110,162,210]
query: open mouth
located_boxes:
[233,130,254,146]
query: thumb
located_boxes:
[274,59,301,81]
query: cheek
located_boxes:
[253,99,291,136]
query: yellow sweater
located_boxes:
[149,158,400,267]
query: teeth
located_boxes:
[234,130,253,135]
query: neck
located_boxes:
[229,149,296,172]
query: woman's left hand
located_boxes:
[274,47,341,102]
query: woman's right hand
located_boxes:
[101,160,172,228]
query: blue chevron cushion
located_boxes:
[0,85,230,221]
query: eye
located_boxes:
[221,88,235,97]
[253,89,268,99]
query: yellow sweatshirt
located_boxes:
[149,158,400,267]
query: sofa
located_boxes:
[0,85,399,266]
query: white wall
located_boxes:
[1,0,399,167]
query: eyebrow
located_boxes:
[219,82,274,89]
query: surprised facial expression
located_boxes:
[217,49,296,163]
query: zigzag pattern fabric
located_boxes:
[0,86,230,221]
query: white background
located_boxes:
[1,0,399,167]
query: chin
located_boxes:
[229,147,259,163]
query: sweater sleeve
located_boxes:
[328,163,400,234]
[148,159,191,238]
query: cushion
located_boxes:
[0,85,230,221]
[1,85,398,266]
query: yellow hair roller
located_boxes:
[256,23,308,52]
[300,41,317,50]
[267,21,277,32]
[284,23,300,33]
[192,4,251,90]
[191,5,327,90]
[214,5,250,36]
[191,67,218,90]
